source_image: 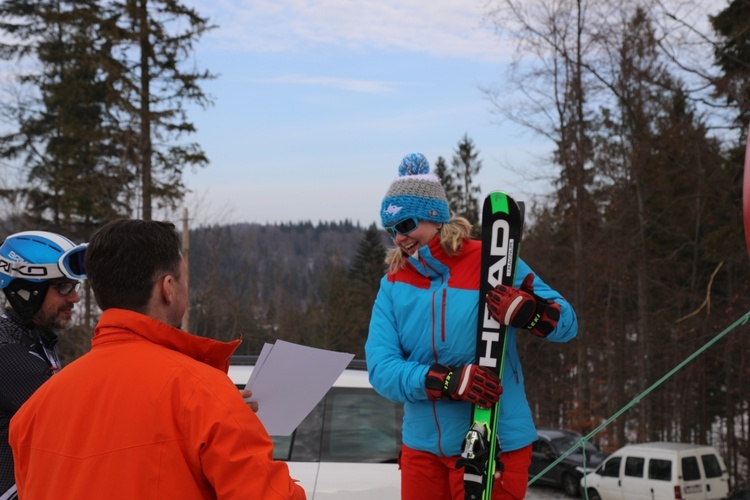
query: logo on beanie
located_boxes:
[385,204,403,216]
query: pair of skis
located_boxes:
[456,191,524,500]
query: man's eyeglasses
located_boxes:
[50,281,81,297]
[385,217,419,238]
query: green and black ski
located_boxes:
[456,191,524,500]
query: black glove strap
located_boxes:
[524,295,561,337]
[523,296,549,330]
[426,364,452,401]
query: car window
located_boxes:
[625,456,645,477]
[321,387,403,463]
[701,454,723,478]
[539,441,554,456]
[271,386,403,464]
[682,456,701,481]
[601,457,621,477]
[551,435,600,455]
[271,435,292,460]
[648,459,672,481]
[274,396,325,462]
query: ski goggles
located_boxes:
[60,244,87,279]
[0,243,87,282]
[385,217,419,238]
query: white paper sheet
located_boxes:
[245,342,273,389]
[245,340,354,436]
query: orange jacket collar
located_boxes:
[93,308,241,373]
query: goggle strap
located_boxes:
[0,243,87,281]
[0,258,62,280]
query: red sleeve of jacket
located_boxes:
[184,372,306,500]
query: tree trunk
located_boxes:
[139,0,152,220]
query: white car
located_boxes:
[228,358,402,500]
[581,442,729,500]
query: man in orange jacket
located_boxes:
[9,219,306,499]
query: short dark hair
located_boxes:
[85,219,182,311]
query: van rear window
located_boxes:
[682,456,701,481]
[701,454,723,478]
[648,459,672,481]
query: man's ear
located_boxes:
[159,274,175,305]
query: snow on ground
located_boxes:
[527,484,575,499]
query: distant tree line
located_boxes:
[184,221,387,359]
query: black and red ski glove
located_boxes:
[486,273,561,337]
[425,363,502,409]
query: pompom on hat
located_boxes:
[380,153,451,228]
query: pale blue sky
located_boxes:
[179,0,722,228]
[0,0,724,228]
[181,0,554,227]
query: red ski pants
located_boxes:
[399,443,532,500]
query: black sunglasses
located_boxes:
[385,217,419,238]
[50,281,81,297]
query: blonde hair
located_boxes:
[385,215,473,272]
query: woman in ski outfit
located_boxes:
[366,153,578,500]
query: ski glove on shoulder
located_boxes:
[425,364,502,409]
[486,273,561,337]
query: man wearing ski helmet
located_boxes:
[0,230,86,500]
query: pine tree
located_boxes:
[434,155,459,213]
[0,0,132,237]
[347,224,387,290]
[0,0,215,224]
[112,0,215,219]
[344,224,387,354]
[710,0,750,130]
[449,134,482,228]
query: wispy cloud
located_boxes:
[189,0,507,61]
[248,75,404,93]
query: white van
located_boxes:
[581,442,729,500]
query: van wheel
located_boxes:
[586,488,602,500]
[561,474,580,497]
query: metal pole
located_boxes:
[182,207,190,332]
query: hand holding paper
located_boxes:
[245,340,354,436]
